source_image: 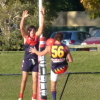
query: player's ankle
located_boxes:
[32,94,36,99]
[19,93,24,99]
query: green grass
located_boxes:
[0,51,24,74]
[0,51,100,100]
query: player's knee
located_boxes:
[51,85,56,91]
[51,81,57,91]
[51,88,56,91]
[22,78,27,83]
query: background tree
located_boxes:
[80,0,100,19]
[0,0,84,50]
[0,0,38,50]
[47,0,84,11]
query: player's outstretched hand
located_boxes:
[22,10,29,19]
[41,7,45,15]
[29,47,37,54]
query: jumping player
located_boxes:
[29,32,73,100]
[18,7,45,100]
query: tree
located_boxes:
[0,0,85,50]
[80,0,100,19]
[0,0,39,50]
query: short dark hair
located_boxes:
[27,25,36,32]
[54,32,63,42]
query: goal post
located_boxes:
[37,0,47,100]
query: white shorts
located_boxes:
[50,70,58,82]
[50,70,68,82]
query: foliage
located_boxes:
[0,0,39,51]
[55,0,84,11]
[0,0,84,51]
[81,0,100,19]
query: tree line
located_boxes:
[0,0,99,51]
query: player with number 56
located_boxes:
[29,32,73,100]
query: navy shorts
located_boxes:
[52,61,68,74]
[22,58,38,72]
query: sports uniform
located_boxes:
[22,35,39,72]
[50,43,68,81]
[29,33,73,100]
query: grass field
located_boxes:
[0,51,100,100]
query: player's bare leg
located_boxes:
[32,72,38,100]
[18,71,28,100]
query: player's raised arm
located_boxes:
[20,10,29,38]
[36,7,45,36]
